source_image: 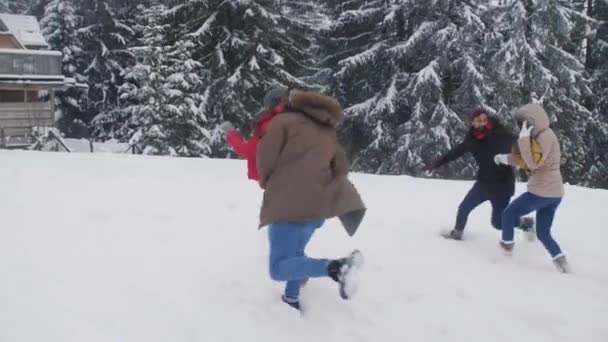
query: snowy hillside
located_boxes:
[0,151,607,342]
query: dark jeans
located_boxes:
[501,192,563,257]
[455,182,512,232]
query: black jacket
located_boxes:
[432,118,517,196]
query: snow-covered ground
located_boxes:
[1,151,606,342]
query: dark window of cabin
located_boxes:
[0,89,24,102]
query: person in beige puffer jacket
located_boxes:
[493,104,569,273]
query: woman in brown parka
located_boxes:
[256,87,366,311]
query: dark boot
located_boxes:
[499,241,514,253]
[441,229,463,240]
[327,259,342,283]
[281,295,301,311]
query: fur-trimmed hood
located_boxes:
[286,89,343,127]
[514,103,550,137]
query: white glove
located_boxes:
[494,154,510,166]
[220,121,234,133]
[519,120,533,139]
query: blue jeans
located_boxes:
[455,182,512,231]
[268,220,330,299]
[501,192,563,257]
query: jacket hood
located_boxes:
[514,103,550,136]
[286,89,343,127]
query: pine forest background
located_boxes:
[4,0,608,188]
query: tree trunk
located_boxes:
[585,0,594,69]
[523,0,534,103]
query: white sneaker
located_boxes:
[519,217,536,242]
[338,250,364,300]
[524,227,536,242]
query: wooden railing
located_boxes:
[0,49,62,76]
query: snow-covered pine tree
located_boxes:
[78,0,135,140]
[277,0,328,85]
[342,1,485,176]
[106,5,170,153]
[383,1,488,178]
[164,0,318,155]
[320,1,492,177]
[27,0,50,18]
[537,0,595,185]
[486,0,594,185]
[0,0,34,14]
[582,0,608,188]
[112,5,210,157]
[40,0,89,138]
[583,114,608,188]
[114,45,172,155]
[154,39,210,157]
[106,0,160,43]
[319,0,399,172]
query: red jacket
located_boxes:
[226,106,282,181]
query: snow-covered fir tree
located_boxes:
[106,0,160,43]
[319,0,398,171]
[163,0,318,154]
[78,0,135,140]
[0,0,34,14]
[386,1,491,178]
[110,5,211,156]
[160,40,211,157]
[278,0,328,85]
[582,0,608,188]
[27,0,50,18]
[486,0,595,185]
[14,0,608,189]
[322,0,489,177]
[40,0,89,137]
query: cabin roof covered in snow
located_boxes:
[0,14,48,49]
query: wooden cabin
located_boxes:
[0,14,78,148]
